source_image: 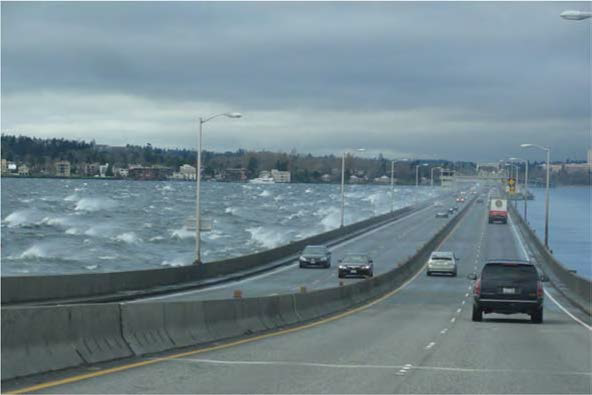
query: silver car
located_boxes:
[426,251,458,276]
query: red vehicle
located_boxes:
[488,198,508,224]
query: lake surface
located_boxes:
[1,178,444,276]
[515,185,591,279]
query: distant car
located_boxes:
[452,206,459,212]
[468,260,546,323]
[476,197,484,203]
[434,201,443,207]
[448,207,455,214]
[299,245,331,268]
[435,211,449,218]
[338,253,373,278]
[427,251,458,276]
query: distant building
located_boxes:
[7,162,17,172]
[223,168,248,182]
[54,160,71,177]
[258,170,271,178]
[179,164,196,180]
[128,166,173,180]
[374,175,390,184]
[18,164,30,176]
[350,175,364,184]
[321,174,332,182]
[99,164,109,177]
[118,168,129,178]
[1,159,7,174]
[271,169,291,183]
[84,162,100,176]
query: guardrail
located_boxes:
[1,197,474,381]
[2,198,441,305]
[509,204,591,315]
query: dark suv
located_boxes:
[299,245,331,268]
[468,260,546,323]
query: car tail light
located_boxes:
[537,281,543,299]
[473,279,481,296]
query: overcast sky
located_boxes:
[1,1,590,162]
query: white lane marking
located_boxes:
[440,328,448,334]
[135,204,435,302]
[450,317,456,323]
[404,364,413,368]
[544,289,592,331]
[461,300,466,305]
[425,342,436,350]
[509,214,592,331]
[465,293,469,297]
[170,358,591,377]
[456,308,462,314]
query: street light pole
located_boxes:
[340,148,365,227]
[521,144,551,248]
[390,160,395,212]
[195,112,242,264]
[430,166,441,187]
[415,163,427,187]
[510,157,529,221]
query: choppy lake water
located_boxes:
[1,178,444,275]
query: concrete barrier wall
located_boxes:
[2,205,425,305]
[1,197,470,381]
[509,204,591,315]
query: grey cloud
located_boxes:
[1,1,590,162]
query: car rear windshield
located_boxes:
[303,246,327,254]
[482,264,537,281]
[432,256,452,261]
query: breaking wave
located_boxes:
[113,232,142,244]
[75,198,117,212]
[246,226,287,249]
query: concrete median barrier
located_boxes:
[162,302,211,348]
[121,302,175,355]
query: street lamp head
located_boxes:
[560,10,592,20]
[520,144,533,148]
[225,112,243,119]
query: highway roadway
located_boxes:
[7,196,591,394]
[133,195,465,302]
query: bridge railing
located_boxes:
[509,204,591,316]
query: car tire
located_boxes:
[472,305,483,322]
[452,271,457,277]
[426,271,431,276]
[531,308,543,324]
[368,271,374,278]
[338,272,344,279]
[299,262,304,268]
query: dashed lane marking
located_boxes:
[450,317,456,323]
[425,342,436,350]
[440,328,448,334]
[167,358,591,377]
[456,308,462,314]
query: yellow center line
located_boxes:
[9,202,471,395]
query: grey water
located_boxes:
[1,178,443,276]
[514,186,591,279]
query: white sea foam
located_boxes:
[3,210,35,228]
[305,188,313,193]
[171,227,195,239]
[161,258,187,267]
[98,256,116,260]
[225,207,238,215]
[19,245,51,259]
[246,226,286,249]
[64,194,79,202]
[85,265,99,270]
[75,198,117,212]
[149,236,165,241]
[113,232,142,244]
[41,216,69,227]
[259,190,271,197]
[65,227,81,235]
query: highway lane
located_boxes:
[12,197,590,394]
[134,195,465,302]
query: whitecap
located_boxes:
[64,194,79,202]
[3,210,35,228]
[19,245,51,259]
[98,256,116,260]
[75,198,117,212]
[259,190,271,197]
[224,207,238,215]
[65,227,81,235]
[171,227,195,239]
[246,226,287,249]
[113,232,142,244]
[161,258,187,267]
[85,265,99,270]
[149,236,165,241]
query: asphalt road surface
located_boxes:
[8,197,591,394]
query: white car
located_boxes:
[427,251,458,276]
